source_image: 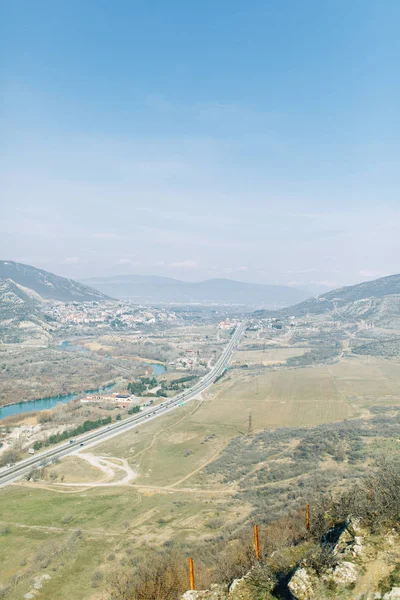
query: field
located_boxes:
[2,342,400,598]
[233,346,306,366]
[0,480,250,600]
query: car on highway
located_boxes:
[0,322,245,487]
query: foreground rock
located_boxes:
[181,519,400,600]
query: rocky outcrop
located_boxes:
[182,584,227,600]
[181,575,254,600]
[181,521,400,600]
[288,518,363,599]
[383,589,400,599]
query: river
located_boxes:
[0,358,166,421]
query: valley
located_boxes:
[1,264,400,599]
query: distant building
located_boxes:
[80,392,136,407]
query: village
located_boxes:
[44,300,178,329]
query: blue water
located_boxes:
[151,363,167,376]
[0,356,166,421]
[0,384,116,421]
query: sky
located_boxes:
[1,0,400,293]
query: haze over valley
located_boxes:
[2,1,400,599]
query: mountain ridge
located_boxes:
[0,261,112,343]
[80,274,309,307]
[0,261,110,302]
[256,272,400,319]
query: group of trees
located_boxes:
[127,377,158,396]
[33,416,112,450]
[163,375,197,391]
[0,447,21,467]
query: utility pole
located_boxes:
[253,524,260,560]
[248,410,253,436]
[188,558,195,590]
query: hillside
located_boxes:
[323,273,400,303]
[0,261,110,302]
[0,261,111,342]
[81,275,308,307]
[257,272,400,320]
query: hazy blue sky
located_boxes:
[2,0,400,292]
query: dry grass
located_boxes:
[233,347,306,366]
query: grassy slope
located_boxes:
[2,348,400,598]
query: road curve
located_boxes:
[0,321,246,487]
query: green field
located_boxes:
[2,352,400,598]
[0,483,248,600]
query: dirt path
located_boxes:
[133,399,206,462]
[169,443,229,488]
[0,520,140,538]
[15,452,138,492]
[51,452,137,488]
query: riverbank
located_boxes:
[0,362,167,421]
[0,384,116,421]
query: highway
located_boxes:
[0,321,246,487]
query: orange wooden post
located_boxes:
[188,557,195,590]
[369,488,374,503]
[305,503,310,531]
[254,524,260,560]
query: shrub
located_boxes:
[62,513,73,524]
[0,585,10,599]
[91,570,104,588]
[0,449,21,467]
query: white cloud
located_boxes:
[169,260,197,269]
[118,258,137,265]
[235,266,248,272]
[63,256,81,265]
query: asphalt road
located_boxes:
[0,321,246,487]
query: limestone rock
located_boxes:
[288,567,316,600]
[383,589,400,600]
[181,584,227,600]
[331,560,358,585]
[333,519,364,559]
[228,577,253,600]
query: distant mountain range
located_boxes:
[80,274,309,307]
[0,261,109,302]
[257,273,400,322]
[3,261,400,343]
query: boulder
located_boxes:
[383,589,400,600]
[181,584,227,600]
[331,560,358,585]
[288,567,316,600]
